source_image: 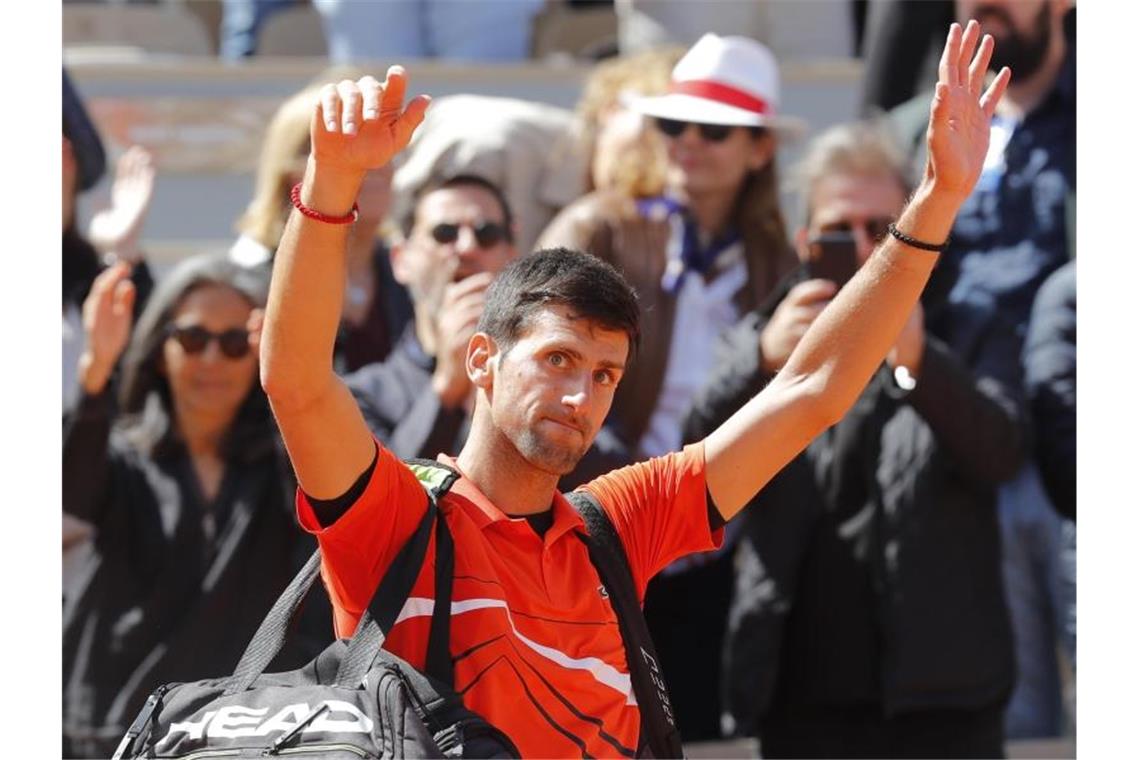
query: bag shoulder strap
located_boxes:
[565,490,684,759]
[334,458,461,687]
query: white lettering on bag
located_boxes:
[160,700,373,745]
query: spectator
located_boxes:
[345,174,633,486]
[62,254,330,759]
[890,0,1075,739]
[63,69,155,413]
[232,73,412,372]
[219,0,298,59]
[538,31,802,740]
[312,0,545,62]
[1023,260,1076,717]
[390,46,682,253]
[686,119,1023,758]
[63,68,157,594]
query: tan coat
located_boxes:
[537,190,795,454]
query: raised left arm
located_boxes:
[705,20,1011,520]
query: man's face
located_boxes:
[484,305,629,476]
[393,185,517,304]
[956,0,1059,82]
[798,171,908,267]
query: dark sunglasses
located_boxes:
[166,325,251,359]
[818,217,893,244]
[654,118,736,143]
[430,221,508,249]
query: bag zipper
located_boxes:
[266,744,370,757]
[111,682,175,759]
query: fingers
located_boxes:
[336,79,362,135]
[938,22,963,88]
[788,278,839,305]
[359,75,381,121]
[968,33,995,95]
[111,278,136,318]
[379,65,408,117]
[957,19,981,87]
[980,66,1012,118]
[247,308,265,352]
[318,83,340,133]
[394,94,431,149]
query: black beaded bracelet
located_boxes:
[887,222,949,253]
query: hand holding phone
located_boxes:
[805,232,859,289]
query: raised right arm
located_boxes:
[260,69,429,499]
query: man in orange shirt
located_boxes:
[260,22,1009,757]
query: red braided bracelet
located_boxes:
[290,182,359,224]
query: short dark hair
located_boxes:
[400,173,514,242]
[478,247,640,358]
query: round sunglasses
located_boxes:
[166,324,251,359]
[429,221,508,249]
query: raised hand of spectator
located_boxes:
[88,145,156,264]
[432,272,494,409]
[311,67,430,178]
[923,20,1011,202]
[759,279,837,374]
[79,262,136,395]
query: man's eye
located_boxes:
[594,370,613,386]
[549,353,565,367]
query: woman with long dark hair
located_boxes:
[62,253,329,758]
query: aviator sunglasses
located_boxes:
[430,221,508,249]
[166,324,252,359]
[817,217,893,244]
[654,117,738,143]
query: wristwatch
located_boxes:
[892,364,918,393]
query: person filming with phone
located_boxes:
[683,119,1027,757]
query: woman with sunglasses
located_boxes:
[233,70,412,373]
[62,253,329,759]
[537,33,806,741]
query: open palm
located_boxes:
[310,66,430,175]
[925,20,1012,201]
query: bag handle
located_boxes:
[567,491,685,759]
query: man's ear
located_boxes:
[389,239,412,286]
[793,226,812,264]
[467,332,498,390]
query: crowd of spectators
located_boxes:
[62,1,1076,757]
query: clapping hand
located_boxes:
[88,146,156,264]
[924,20,1012,203]
[78,262,136,395]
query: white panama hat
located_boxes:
[631,33,806,136]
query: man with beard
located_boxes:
[890,0,1075,740]
[261,30,1009,754]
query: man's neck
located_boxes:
[999,35,1067,119]
[455,411,561,516]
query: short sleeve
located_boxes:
[579,442,723,599]
[296,439,429,637]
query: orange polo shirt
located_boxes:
[297,439,720,758]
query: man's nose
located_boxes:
[454,225,480,255]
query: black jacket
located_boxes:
[345,326,634,489]
[62,390,331,758]
[683,264,1026,731]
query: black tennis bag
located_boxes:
[113,462,683,759]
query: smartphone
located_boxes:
[806,232,859,289]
